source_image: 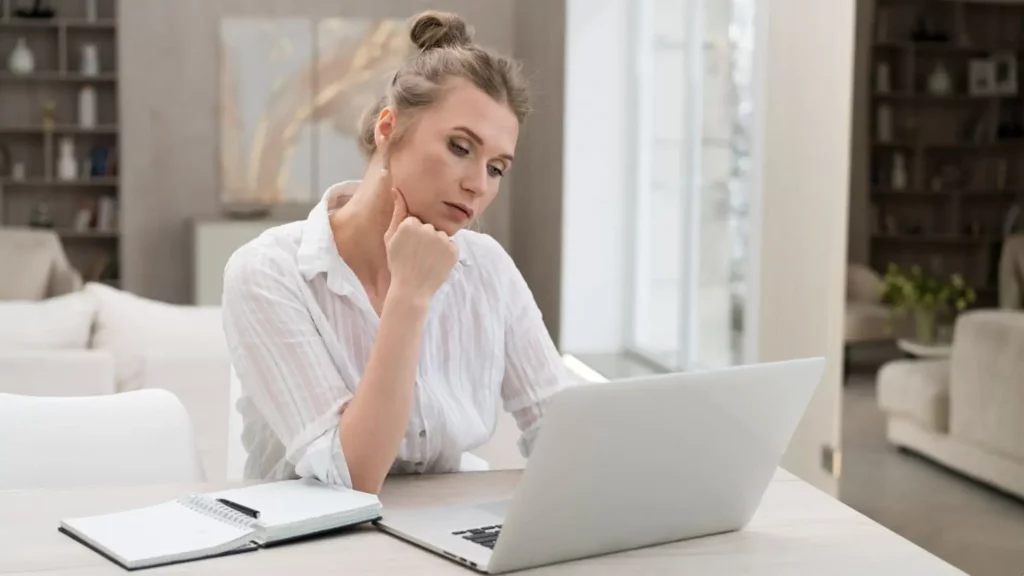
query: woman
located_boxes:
[222,11,570,495]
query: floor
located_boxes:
[576,351,1024,575]
[841,372,1024,576]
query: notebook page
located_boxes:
[209,479,380,530]
[61,500,252,564]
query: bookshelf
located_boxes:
[870,0,1024,306]
[0,0,120,287]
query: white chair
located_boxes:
[0,389,205,490]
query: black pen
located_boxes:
[216,498,261,520]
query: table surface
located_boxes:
[0,469,965,575]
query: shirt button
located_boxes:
[418,429,426,438]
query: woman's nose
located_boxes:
[461,164,488,196]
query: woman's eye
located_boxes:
[448,140,470,156]
[488,165,504,178]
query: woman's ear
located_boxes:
[375,107,396,151]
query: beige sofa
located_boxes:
[877,310,1024,498]
[0,227,82,300]
[0,284,231,480]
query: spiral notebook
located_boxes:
[58,479,382,570]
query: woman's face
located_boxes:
[379,78,519,236]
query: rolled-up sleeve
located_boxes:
[221,246,354,487]
[497,256,572,457]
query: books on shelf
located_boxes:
[58,478,382,570]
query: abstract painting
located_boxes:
[219,16,411,207]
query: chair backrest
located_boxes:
[0,389,204,490]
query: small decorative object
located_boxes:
[73,199,95,232]
[876,62,892,94]
[877,104,893,142]
[927,62,953,96]
[8,37,35,75]
[891,152,908,191]
[882,264,976,345]
[14,0,55,19]
[80,44,99,76]
[997,119,1024,140]
[964,220,983,237]
[57,137,78,181]
[884,214,900,235]
[996,158,1009,190]
[969,58,998,96]
[11,162,26,181]
[85,0,98,22]
[40,99,56,131]
[29,201,54,228]
[911,11,948,43]
[992,51,1018,96]
[96,197,117,231]
[77,85,97,128]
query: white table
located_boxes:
[0,470,965,575]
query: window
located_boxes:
[627,0,757,371]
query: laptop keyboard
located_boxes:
[452,524,502,549]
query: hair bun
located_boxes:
[410,11,474,52]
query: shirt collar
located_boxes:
[296,181,472,298]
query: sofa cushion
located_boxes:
[877,359,950,433]
[949,310,1024,461]
[85,283,226,392]
[0,291,96,350]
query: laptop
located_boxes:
[375,357,825,573]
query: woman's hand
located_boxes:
[384,188,458,304]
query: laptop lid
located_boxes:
[486,357,825,573]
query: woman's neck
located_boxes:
[329,159,393,297]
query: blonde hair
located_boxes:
[358,11,531,157]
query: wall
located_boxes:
[750,0,855,495]
[118,0,515,303]
[559,0,630,353]
[510,0,567,344]
[848,0,874,265]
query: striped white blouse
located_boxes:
[221,181,570,488]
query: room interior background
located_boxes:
[0,0,850,495]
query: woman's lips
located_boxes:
[444,202,473,221]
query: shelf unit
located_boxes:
[870,0,1024,306]
[0,0,120,287]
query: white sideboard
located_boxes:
[192,220,289,305]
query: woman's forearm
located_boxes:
[339,288,429,494]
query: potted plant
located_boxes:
[881,263,977,344]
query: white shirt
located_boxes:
[221,181,570,488]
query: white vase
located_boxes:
[80,44,99,76]
[927,62,953,96]
[891,153,909,191]
[8,37,35,75]
[78,86,97,128]
[57,138,78,181]
[85,0,99,22]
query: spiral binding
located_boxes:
[177,494,260,531]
